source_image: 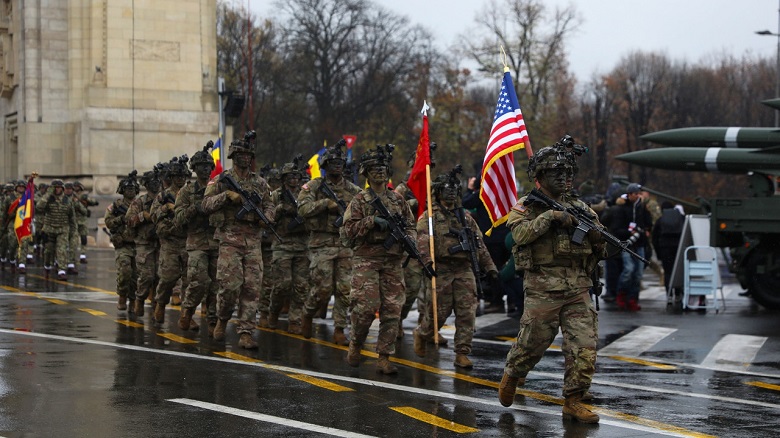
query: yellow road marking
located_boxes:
[116,320,145,328]
[79,308,107,316]
[0,285,27,293]
[157,332,199,344]
[746,381,780,391]
[607,355,677,370]
[285,373,354,392]
[496,336,514,342]
[26,274,116,294]
[44,298,68,305]
[214,351,264,363]
[390,407,479,433]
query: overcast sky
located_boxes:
[249,0,777,82]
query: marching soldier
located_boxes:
[258,167,281,327]
[64,182,86,274]
[268,158,309,334]
[413,165,499,369]
[72,181,99,264]
[126,169,162,316]
[104,172,139,309]
[341,144,424,374]
[151,156,190,324]
[175,143,219,335]
[202,132,275,350]
[37,179,77,281]
[298,140,361,346]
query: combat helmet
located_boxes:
[140,168,161,190]
[50,179,65,188]
[117,170,140,194]
[227,130,256,159]
[526,134,587,182]
[319,139,347,167]
[359,144,395,176]
[431,164,463,199]
[190,141,216,170]
[167,155,191,177]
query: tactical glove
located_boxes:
[423,262,437,279]
[225,190,242,204]
[327,200,341,213]
[374,216,389,231]
[587,227,604,244]
[551,210,579,229]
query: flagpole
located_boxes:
[425,163,438,346]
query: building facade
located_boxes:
[0,0,219,195]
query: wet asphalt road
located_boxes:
[1,248,779,437]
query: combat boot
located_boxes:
[454,354,473,369]
[17,263,25,275]
[346,341,362,367]
[562,395,599,423]
[238,333,258,350]
[333,327,349,346]
[208,321,217,337]
[154,303,166,324]
[134,299,145,317]
[301,314,313,339]
[413,329,426,357]
[213,319,228,341]
[287,323,302,335]
[117,295,128,311]
[67,263,77,275]
[396,320,404,339]
[498,372,525,407]
[171,294,182,306]
[258,312,270,328]
[268,313,279,330]
[427,333,448,346]
[80,254,87,264]
[376,354,398,375]
[57,270,67,281]
[178,307,199,331]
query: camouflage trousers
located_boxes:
[504,288,598,398]
[304,245,353,330]
[134,244,159,301]
[181,248,218,323]
[4,227,19,263]
[258,245,275,315]
[0,227,8,261]
[68,228,80,264]
[216,242,263,335]
[350,255,405,356]
[114,245,137,300]
[270,249,309,327]
[154,239,188,305]
[19,237,33,263]
[401,262,424,322]
[417,264,478,355]
[44,229,69,269]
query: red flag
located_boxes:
[209,137,223,179]
[408,112,430,218]
[479,69,531,233]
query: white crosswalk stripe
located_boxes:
[598,326,677,356]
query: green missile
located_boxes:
[616,147,780,174]
[640,127,780,148]
[762,98,780,110]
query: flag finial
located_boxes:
[500,45,510,73]
[420,100,430,116]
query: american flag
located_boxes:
[479,69,530,232]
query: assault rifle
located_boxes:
[367,188,435,279]
[111,203,128,217]
[219,173,283,243]
[319,181,348,227]
[448,207,484,299]
[160,192,176,218]
[525,188,649,265]
[281,187,305,231]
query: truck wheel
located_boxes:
[745,246,780,310]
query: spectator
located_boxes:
[652,201,685,299]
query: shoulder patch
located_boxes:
[512,203,527,214]
[302,183,310,191]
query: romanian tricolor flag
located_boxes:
[307,147,327,179]
[209,137,223,179]
[14,177,35,244]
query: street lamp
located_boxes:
[756,4,780,127]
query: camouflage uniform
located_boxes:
[37,181,77,280]
[176,178,218,330]
[258,168,281,325]
[66,183,87,271]
[151,160,189,321]
[104,173,139,309]
[202,167,274,336]
[1,182,23,267]
[73,183,98,263]
[298,155,360,340]
[499,136,605,423]
[414,202,497,361]
[342,144,416,372]
[126,172,161,314]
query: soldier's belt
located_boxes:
[543,258,585,268]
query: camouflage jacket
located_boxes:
[151,185,186,241]
[416,203,496,273]
[1,193,20,231]
[270,186,308,252]
[297,177,360,248]
[37,191,76,234]
[507,193,605,291]
[70,194,89,226]
[342,187,416,257]
[202,168,274,246]
[126,192,159,245]
[174,180,217,251]
[104,197,136,247]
